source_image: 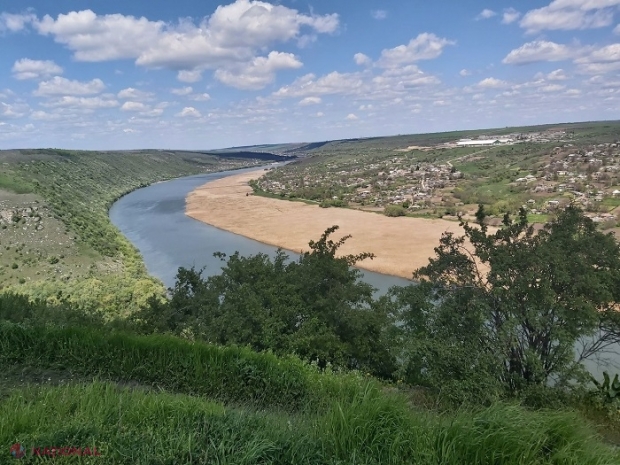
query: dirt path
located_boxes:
[185,169,466,279]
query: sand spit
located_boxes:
[186,170,464,280]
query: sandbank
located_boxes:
[185,169,464,280]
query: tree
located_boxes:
[142,226,395,377]
[392,205,620,398]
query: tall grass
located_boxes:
[0,322,366,412]
[1,381,617,464]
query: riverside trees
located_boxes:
[141,207,620,402]
[390,205,620,402]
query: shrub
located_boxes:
[384,205,406,217]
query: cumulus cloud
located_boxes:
[371,10,387,20]
[29,3,337,67]
[42,96,118,109]
[33,77,106,96]
[190,93,211,101]
[502,40,580,64]
[345,113,358,120]
[520,0,619,33]
[299,96,321,105]
[176,106,201,117]
[7,2,338,90]
[477,77,509,88]
[459,69,472,76]
[12,59,63,80]
[0,102,28,119]
[171,86,193,96]
[547,68,569,80]
[274,72,364,98]
[377,33,455,68]
[502,8,521,24]
[117,87,153,100]
[0,12,36,32]
[121,101,148,111]
[476,9,497,20]
[177,70,202,83]
[214,51,302,90]
[354,53,372,66]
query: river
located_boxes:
[108,165,411,295]
[109,165,620,379]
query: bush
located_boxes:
[384,205,407,217]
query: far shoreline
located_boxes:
[185,168,465,280]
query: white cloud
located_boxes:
[540,84,565,92]
[42,96,118,109]
[117,87,153,100]
[476,9,497,20]
[299,96,321,105]
[191,93,211,101]
[171,86,193,96]
[0,12,36,32]
[520,0,619,33]
[502,40,579,64]
[477,77,509,88]
[459,69,472,76]
[316,111,324,117]
[345,113,358,120]
[547,68,569,80]
[30,110,62,121]
[377,33,455,68]
[177,70,202,83]
[12,59,63,80]
[578,43,620,63]
[141,108,164,117]
[0,102,27,119]
[274,72,364,98]
[18,2,338,89]
[214,51,302,90]
[121,101,148,111]
[176,106,201,117]
[502,8,521,24]
[371,10,387,20]
[33,77,106,96]
[354,53,372,66]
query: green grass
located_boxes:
[0,322,367,413]
[1,380,617,464]
[601,197,620,208]
[528,213,551,223]
[0,172,33,194]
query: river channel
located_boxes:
[109,165,411,295]
[109,165,619,379]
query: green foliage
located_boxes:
[591,372,620,402]
[1,381,617,464]
[391,205,620,402]
[136,226,394,377]
[384,204,407,217]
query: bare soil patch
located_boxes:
[186,170,464,279]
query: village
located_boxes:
[254,132,620,228]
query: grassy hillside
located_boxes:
[0,149,262,313]
[2,322,618,464]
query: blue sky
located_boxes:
[1,0,620,150]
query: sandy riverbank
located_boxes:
[185,169,465,279]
